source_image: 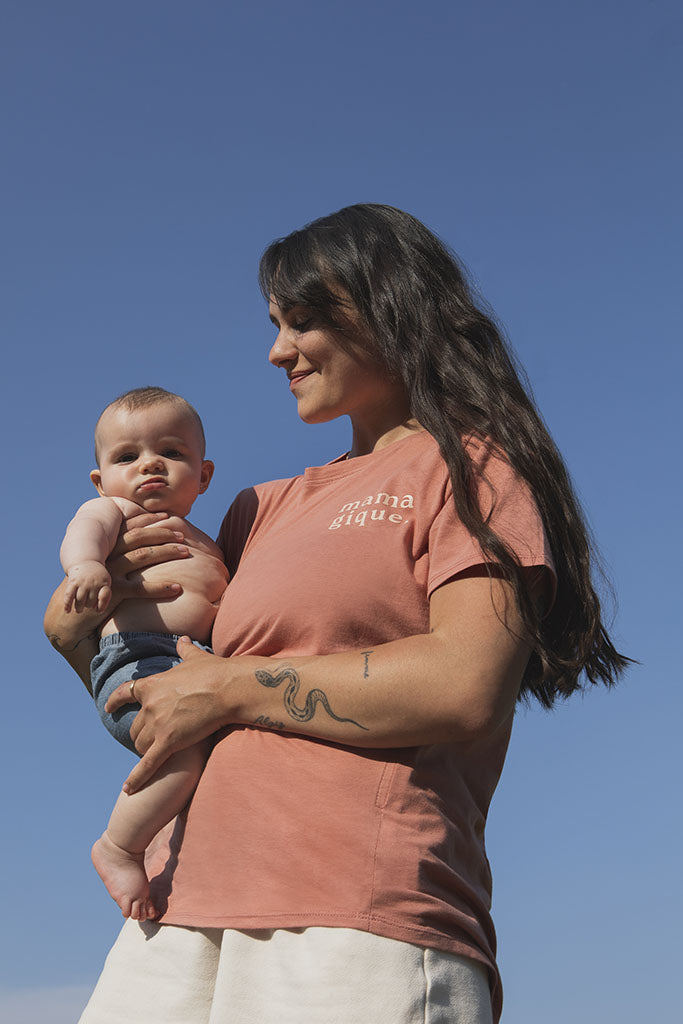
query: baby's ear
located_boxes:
[90,468,105,496]
[199,460,214,494]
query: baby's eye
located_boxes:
[116,452,137,463]
[162,448,182,458]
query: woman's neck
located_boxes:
[348,415,424,459]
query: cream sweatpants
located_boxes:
[79,922,494,1023]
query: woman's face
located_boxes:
[268,298,407,428]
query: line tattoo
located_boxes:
[47,631,98,653]
[254,667,369,731]
[253,715,286,731]
[361,650,373,679]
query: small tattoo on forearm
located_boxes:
[47,631,98,653]
[361,650,373,679]
[254,715,285,731]
[254,667,369,731]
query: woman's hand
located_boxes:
[105,638,243,793]
[107,573,543,794]
[99,571,546,794]
[106,512,190,593]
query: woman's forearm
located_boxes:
[43,580,110,690]
[45,519,189,690]
[226,576,531,746]
[115,576,534,793]
[229,633,525,747]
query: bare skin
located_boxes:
[99,568,546,796]
[48,493,226,919]
[89,311,549,796]
[45,513,191,690]
[91,832,152,921]
[55,398,232,919]
[46,492,546,806]
[91,737,212,920]
[45,318,551,920]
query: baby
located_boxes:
[60,386,229,921]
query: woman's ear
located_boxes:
[90,468,105,495]
[199,460,215,494]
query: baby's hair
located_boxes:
[95,386,206,463]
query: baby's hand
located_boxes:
[64,561,113,613]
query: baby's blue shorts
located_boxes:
[90,631,212,754]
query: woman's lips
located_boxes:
[289,371,313,391]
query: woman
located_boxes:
[45,204,628,1023]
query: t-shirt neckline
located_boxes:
[303,429,432,485]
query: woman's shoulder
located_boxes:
[216,476,303,568]
[378,429,517,493]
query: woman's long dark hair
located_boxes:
[259,203,630,706]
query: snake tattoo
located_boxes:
[254,667,369,731]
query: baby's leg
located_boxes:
[91,739,210,921]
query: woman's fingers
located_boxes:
[107,644,234,793]
[107,541,189,583]
[105,677,144,714]
[109,536,188,569]
[122,741,170,794]
[125,579,184,601]
[111,523,185,557]
[103,516,189,600]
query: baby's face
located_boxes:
[91,402,213,517]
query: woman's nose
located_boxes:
[268,328,298,368]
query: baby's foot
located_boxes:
[91,831,157,921]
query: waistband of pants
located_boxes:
[98,631,183,650]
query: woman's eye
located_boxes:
[293,318,313,333]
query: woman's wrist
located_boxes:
[44,579,111,645]
[43,581,106,689]
[216,654,266,728]
[222,654,368,739]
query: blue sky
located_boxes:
[1,1,680,1020]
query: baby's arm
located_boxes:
[60,497,132,612]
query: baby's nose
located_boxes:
[140,454,165,472]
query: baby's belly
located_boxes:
[100,557,228,644]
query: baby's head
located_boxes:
[91,387,214,518]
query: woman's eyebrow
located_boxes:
[270,304,309,325]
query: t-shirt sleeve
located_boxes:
[216,487,260,578]
[427,450,556,598]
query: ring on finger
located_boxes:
[130,679,137,702]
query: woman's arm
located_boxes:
[108,570,547,793]
[44,517,190,691]
[44,583,104,689]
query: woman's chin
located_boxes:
[295,404,339,426]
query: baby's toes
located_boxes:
[131,899,146,921]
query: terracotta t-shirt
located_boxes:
[148,430,555,1021]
